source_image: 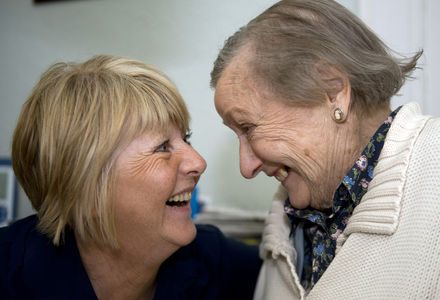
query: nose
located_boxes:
[181,145,207,177]
[239,136,263,179]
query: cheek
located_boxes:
[116,157,178,206]
[129,155,163,178]
[114,166,178,229]
[251,129,299,162]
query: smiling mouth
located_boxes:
[275,167,289,182]
[166,192,192,207]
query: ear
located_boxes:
[328,73,351,123]
[316,64,351,123]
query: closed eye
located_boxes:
[240,124,256,136]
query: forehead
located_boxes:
[214,60,264,124]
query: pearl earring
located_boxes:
[333,108,345,123]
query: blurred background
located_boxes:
[0,0,439,230]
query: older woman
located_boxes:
[211,0,440,299]
[0,55,261,299]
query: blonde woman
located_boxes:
[0,55,261,299]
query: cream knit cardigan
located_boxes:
[253,103,440,300]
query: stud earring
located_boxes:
[333,108,345,123]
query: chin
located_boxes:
[181,222,197,245]
[311,200,333,211]
[168,221,197,248]
[287,191,310,209]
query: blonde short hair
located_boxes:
[12,55,190,247]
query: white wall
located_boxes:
[1,0,438,220]
[358,0,440,117]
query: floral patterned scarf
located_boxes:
[284,107,401,292]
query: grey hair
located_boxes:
[210,0,422,112]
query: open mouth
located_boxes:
[275,167,290,182]
[166,192,192,207]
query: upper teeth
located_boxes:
[168,192,192,202]
[275,168,288,182]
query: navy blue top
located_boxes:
[0,215,261,300]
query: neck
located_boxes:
[322,106,392,208]
[354,107,392,154]
[344,106,392,167]
[76,235,169,300]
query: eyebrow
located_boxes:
[137,132,167,154]
[222,107,248,125]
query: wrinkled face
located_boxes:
[113,123,206,253]
[214,62,341,210]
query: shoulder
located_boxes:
[1,215,96,300]
[0,214,38,241]
[156,224,261,300]
[196,224,262,299]
[193,224,261,267]
[195,223,224,241]
[192,223,225,252]
[419,114,440,144]
[381,103,436,170]
[406,113,440,186]
[393,104,440,167]
[0,215,39,298]
[0,214,39,259]
[181,223,259,265]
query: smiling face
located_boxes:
[113,123,206,255]
[214,59,353,210]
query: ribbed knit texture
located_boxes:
[254,103,440,300]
